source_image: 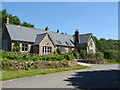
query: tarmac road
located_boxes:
[1,64,120,89]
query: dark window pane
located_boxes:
[22,47,24,51]
[22,43,24,47]
[25,47,28,51]
[25,44,28,47]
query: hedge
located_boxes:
[104,50,119,62]
[1,50,74,61]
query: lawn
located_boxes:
[107,62,120,64]
[1,65,89,81]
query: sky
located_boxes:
[2,2,118,40]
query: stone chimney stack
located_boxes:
[45,26,49,31]
[74,29,80,45]
[6,17,9,24]
[57,29,59,33]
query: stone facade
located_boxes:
[33,34,55,55]
[2,24,96,54]
[87,38,96,53]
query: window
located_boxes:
[90,49,93,53]
[43,46,52,54]
[65,41,69,45]
[90,41,93,47]
[22,43,28,52]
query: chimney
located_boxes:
[6,17,9,24]
[45,26,49,31]
[74,29,80,45]
[57,29,59,33]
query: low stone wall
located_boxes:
[77,60,107,64]
[2,60,77,70]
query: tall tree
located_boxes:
[2,9,34,28]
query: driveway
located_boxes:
[1,64,120,88]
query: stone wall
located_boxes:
[2,60,77,70]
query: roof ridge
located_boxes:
[37,32,48,36]
[49,32,72,37]
[6,24,45,31]
[80,33,92,36]
[6,24,72,37]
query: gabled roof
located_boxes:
[5,24,46,43]
[5,24,92,47]
[34,33,47,45]
[80,33,92,43]
[48,32,74,47]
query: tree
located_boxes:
[20,22,34,28]
[11,16,20,25]
[2,9,34,28]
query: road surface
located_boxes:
[1,64,120,88]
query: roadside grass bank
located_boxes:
[107,62,120,64]
[1,65,89,81]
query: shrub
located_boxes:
[80,50,87,59]
[56,48,61,55]
[64,54,74,60]
[12,41,20,52]
[104,50,119,62]
[72,49,79,59]
[31,56,41,61]
[96,52,104,60]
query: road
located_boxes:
[1,64,120,88]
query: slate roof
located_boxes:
[5,24,92,47]
[5,24,46,43]
[34,33,47,45]
[80,33,92,43]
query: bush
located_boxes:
[64,54,74,60]
[31,56,41,61]
[80,50,87,59]
[104,50,119,62]
[12,42,20,52]
[56,48,61,55]
[72,49,79,59]
[1,50,75,62]
[96,52,104,60]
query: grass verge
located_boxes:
[107,62,120,64]
[1,65,89,81]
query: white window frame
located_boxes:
[22,43,28,52]
[43,46,52,54]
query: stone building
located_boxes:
[2,23,96,55]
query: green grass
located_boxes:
[1,65,89,81]
[107,62,120,64]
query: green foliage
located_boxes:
[2,65,89,81]
[2,9,34,28]
[12,42,20,52]
[93,37,119,52]
[92,36,119,62]
[104,50,119,62]
[95,52,104,60]
[56,48,61,55]
[1,50,75,62]
[20,22,34,28]
[64,54,74,60]
[72,49,79,59]
[79,50,87,59]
